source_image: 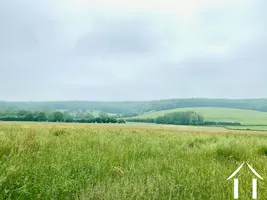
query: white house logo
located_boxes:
[227,162,263,199]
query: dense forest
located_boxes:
[126,111,242,126]
[0,110,125,124]
[1,98,267,114]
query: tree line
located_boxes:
[1,98,267,114]
[0,110,126,124]
[126,111,241,126]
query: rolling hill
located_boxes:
[1,98,267,113]
[126,107,267,125]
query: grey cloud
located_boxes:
[0,0,67,55]
[73,14,178,58]
[0,0,267,101]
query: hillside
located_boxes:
[1,98,267,113]
[127,107,267,125]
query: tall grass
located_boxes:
[1,123,267,199]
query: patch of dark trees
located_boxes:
[126,111,241,126]
[0,110,126,124]
[203,121,241,126]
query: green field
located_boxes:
[226,126,267,131]
[128,107,267,125]
[1,122,267,199]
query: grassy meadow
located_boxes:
[1,122,267,199]
[128,107,267,125]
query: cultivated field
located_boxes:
[128,107,267,125]
[1,122,267,199]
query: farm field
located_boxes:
[128,107,267,125]
[1,122,267,199]
[226,125,267,131]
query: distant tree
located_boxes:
[126,118,154,123]
[95,117,102,123]
[64,116,74,122]
[24,112,34,121]
[83,112,94,119]
[63,111,74,122]
[37,112,47,122]
[118,119,126,123]
[52,111,64,122]
[17,110,29,117]
[189,112,199,125]
[155,111,205,126]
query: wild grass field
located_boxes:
[1,122,267,199]
[128,107,267,125]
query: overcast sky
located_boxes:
[0,0,266,101]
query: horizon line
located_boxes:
[1,97,267,103]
